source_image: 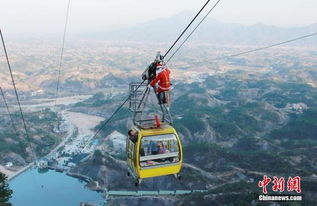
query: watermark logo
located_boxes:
[258,175,271,194]
[287,176,301,193]
[258,175,302,202]
[272,176,285,192]
[258,175,301,194]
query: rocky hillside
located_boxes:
[0,109,65,165]
[71,69,317,205]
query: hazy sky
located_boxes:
[1,0,317,36]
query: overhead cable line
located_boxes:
[91,80,145,139]
[180,32,317,67]
[172,31,317,67]
[0,29,34,156]
[91,0,222,138]
[0,86,28,161]
[0,86,18,132]
[163,0,211,58]
[166,0,221,64]
[211,32,317,60]
[54,0,71,106]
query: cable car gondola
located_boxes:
[126,123,183,186]
[126,59,183,186]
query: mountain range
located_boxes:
[83,11,317,46]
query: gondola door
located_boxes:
[126,137,137,178]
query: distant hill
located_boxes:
[72,71,317,205]
[83,11,317,46]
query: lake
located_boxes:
[9,168,104,206]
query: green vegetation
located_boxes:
[74,92,121,108]
[174,113,206,134]
[84,71,317,205]
[0,109,63,163]
[184,143,293,173]
[177,189,259,206]
[0,172,12,206]
[210,181,257,193]
[94,107,131,137]
[0,130,27,156]
[270,109,317,140]
[112,152,126,161]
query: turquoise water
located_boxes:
[9,168,103,206]
[92,139,99,145]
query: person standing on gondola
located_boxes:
[148,60,171,104]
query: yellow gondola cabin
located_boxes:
[126,123,183,186]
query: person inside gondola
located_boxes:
[128,129,138,143]
[148,140,158,155]
[145,141,166,166]
[157,141,166,154]
[140,147,145,156]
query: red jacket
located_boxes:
[150,68,171,91]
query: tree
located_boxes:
[0,172,12,206]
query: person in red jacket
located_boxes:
[149,62,171,104]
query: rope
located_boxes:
[91,80,146,139]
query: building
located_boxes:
[107,131,126,153]
[5,162,13,168]
[37,158,49,168]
